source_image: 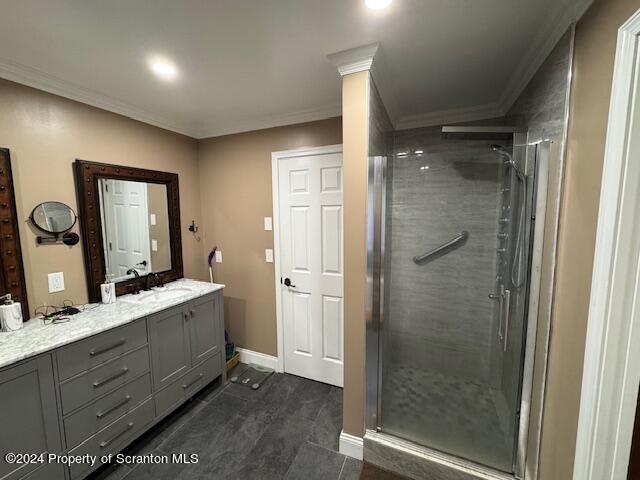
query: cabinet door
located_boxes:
[188,292,221,366]
[0,356,62,480]
[148,305,191,391]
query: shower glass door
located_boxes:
[378,135,533,473]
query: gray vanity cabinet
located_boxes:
[0,355,63,480]
[148,305,191,391]
[0,286,223,480]
[188,292,221,365]
[149,291,223,418]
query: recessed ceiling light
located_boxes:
[365,0,392,10]
[149,58,178,80]
[415,150,424,155]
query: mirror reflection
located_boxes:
[31,201,76,234]
[98,179,171,282]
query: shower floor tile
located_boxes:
[381,365,513,472]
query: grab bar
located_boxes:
[413,231,469,265]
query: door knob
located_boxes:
[283,278,296,288]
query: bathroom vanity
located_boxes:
[0,279,224,480]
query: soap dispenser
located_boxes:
[0,294,23,332]
[101,274,116,304]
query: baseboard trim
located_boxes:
[339,430,364,460]
[236,347,278,371]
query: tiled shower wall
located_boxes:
[499,27,574,433]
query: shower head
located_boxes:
[490,144,526,181]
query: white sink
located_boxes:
[121,287,192,305]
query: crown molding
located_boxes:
[328,43,379,76]
[0,56,198,138]
[327,42,399,126]
[195,102,342,139]
[498,0,594,114]
[395,102,502,131]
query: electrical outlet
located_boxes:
[264,217,273,231]
[215,250,223,263]
[48,272,65,293]
[151,239,158,251]
[265,249,274,263]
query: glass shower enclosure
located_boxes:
[366,126,548,478]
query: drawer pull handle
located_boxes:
[93,367,129,388]
[99,422,135,448]
[90,339,125,357]
[190,309,195,318]
[182,373,204,390]
[96,395,132,419]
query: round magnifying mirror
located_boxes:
[30,202,77,234]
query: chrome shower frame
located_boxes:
[364,137,553,480]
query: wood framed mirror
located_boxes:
[0,148,29,319]
[74,160,183,302]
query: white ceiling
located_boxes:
[0,0,590,138]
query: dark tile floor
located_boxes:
[88,366,406,480]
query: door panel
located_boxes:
[278,150,343,386]
[292,292,312,355]
[102,179,151,280]
[322,295,342,362]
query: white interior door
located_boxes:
[101,179,152,280]
[277,149,344,387]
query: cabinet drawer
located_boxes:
[57,320,147,381]
[22,462,65,480]
[60,347,150,414]
[64,373,152,449]
[68,398,154,479]
[155,353,222,419]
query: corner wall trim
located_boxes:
[339,430,364,460]
[236,348,279,371]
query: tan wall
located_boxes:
[0,78,205,313]
[341,71,369,437]
[539,0,640,478]
[197,118,342,356]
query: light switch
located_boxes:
[264,217,273,231]
[150,213,157,226]
[265,249,274,263]
[215,250,223,263]
[48,272,65,293]
[151,239,158,251]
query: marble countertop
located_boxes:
[0,279,224,370]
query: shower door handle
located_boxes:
[503,289,511,352]
[488,285,505,342]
